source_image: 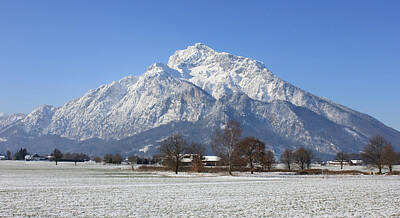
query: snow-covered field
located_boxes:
[1,161,399,217]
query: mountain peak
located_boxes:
[167,43,216,70]
[166,44,275,101]
[168,43,267,75]
[192,42,214,51]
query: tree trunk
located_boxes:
[378,166,382,174]
[175,161,179,174]
[55,161,58,165]
[74,161,77,166]
[250,157,253,174]
[389,165,392,172]
[340,161,343,170]
[228,154,233,176]
[287,163,290,171]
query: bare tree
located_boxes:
[398,152,400,165]
[261,150,276,171]
[192,155,204,172]
[52,149,63,165]
[382,144,397,172]
[336,151,349,170]
[93,156,102,163]
[14,148,29,160]
[72,153,80,166]
[151,154,162,165]
[280,149,293,170]
[159,133,187,174]
[63,152,72,160]
[128,155,137,170]
[211,120,242,175]
[112,154,123,164]
[236,137,265,174]
[361,135,389,174]
[104,154,113,164]
[293,147,311,170]
[6,150,12,160]
[187,142,205,156]
[187,142,206,172]
[305,149,314,169]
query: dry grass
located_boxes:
[386,171,400,175]
[136,165,400,175]
[136,165,375,175]
[296,169,369,175]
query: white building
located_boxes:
[350,160,363,166]
[180,154,221,166]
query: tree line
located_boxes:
[159,120,400,175]
[2,147,161,168]
[3,148,90,165]
[334,135,400,173]
[159,120,279,175]
[2,121,399,174]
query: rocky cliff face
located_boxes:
[1,43,399,156]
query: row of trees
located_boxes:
[159,120,317,175]
[101,153,161,168]
[103,153,124,164]
[50,149,90,165]
[280,147,314,171]
[2,148,161,168]
[160,120,278,175]
[2,148,90,165]
[159,120,400,175]
[361,135,399,174]
[1,148,31,160]
[210,120,278,175]
[210,120,316,175]
[334,136,400,173]
[14,148,28,160]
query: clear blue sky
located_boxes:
[1,1,399,131]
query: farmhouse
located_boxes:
[203,156,221,166]
[180,154,221,166]
[327,159,364,166]
[25,154,49,161]
[327,160,350,166]
[350,160,363,166]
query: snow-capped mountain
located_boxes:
[1,43,399,157]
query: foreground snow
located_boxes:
[1,161,399,217]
